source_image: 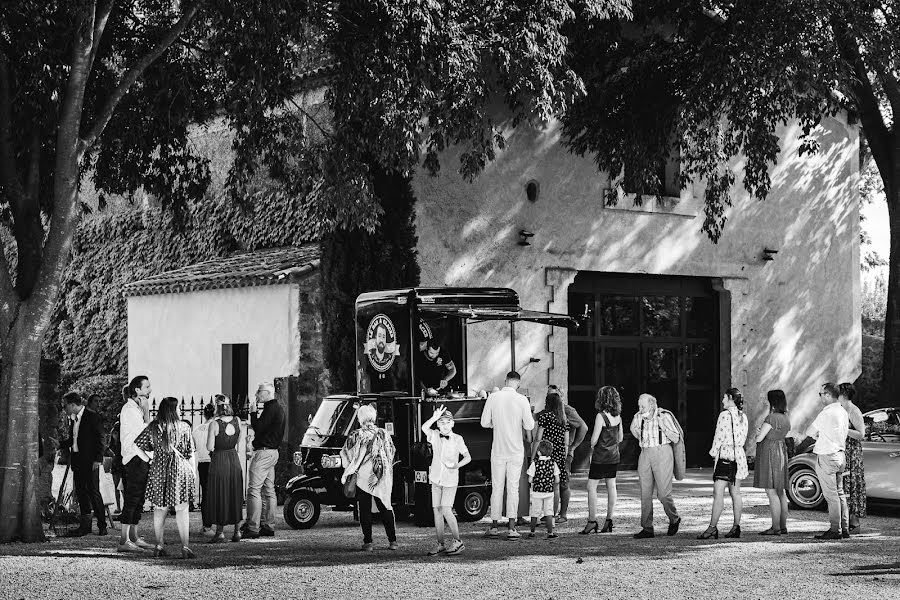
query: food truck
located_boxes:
[283,287,575,529]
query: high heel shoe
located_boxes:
[600,519,613,533]
[181,546,195,559]
[724,525,741,539]
[153,545,168,557]
[578,520,599,535]
[697,527,719,540]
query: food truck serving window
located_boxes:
[419,306,577,328]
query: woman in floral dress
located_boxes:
[532,391,569,520]
[838,383,866,531]
[135,397,196,558]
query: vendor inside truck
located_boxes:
[417,337,458,394]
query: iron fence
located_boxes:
[148,394,250,427]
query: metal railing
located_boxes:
[148,394,250,427]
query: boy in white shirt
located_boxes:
[422,406,471,555]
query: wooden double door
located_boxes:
[567,273,723,469]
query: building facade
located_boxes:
[412,115,861,468]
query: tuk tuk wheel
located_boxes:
[284,491,320,529]
[454,488,489,522]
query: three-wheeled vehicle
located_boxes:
[283,287,574,529]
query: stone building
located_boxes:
[412,114,860,468]
[123,244,323,433]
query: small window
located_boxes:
[623,147,681,199]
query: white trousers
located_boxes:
[490,455,524,522]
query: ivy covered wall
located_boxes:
[46,189,320,381]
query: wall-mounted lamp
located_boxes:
[762,247,779,262]
[518,230,535,246]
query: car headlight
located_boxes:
[320,454,342,469]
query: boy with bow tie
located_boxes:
[422,406,471,556]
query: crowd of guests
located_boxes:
[66,371,872,556]
[64,376,285,558]
[338,370,872,554]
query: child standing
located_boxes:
[526,439,560,538]
[422,405,471,556]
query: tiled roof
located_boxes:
[123,244,320,297]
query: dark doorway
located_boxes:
[567,273,723,469]
[222,344,249,403]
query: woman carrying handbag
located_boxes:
[340,404,398,551]
[698,388,749,540]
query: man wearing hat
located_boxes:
[244,382,286,538]
[480,371,535,538]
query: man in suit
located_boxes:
[63,391,107,536]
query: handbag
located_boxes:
[713,412,738,480]
[342,472,358,498]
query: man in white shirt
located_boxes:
[480,370,535,538]
[117,376,154,553]
[799,383,850,540]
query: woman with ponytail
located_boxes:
[698,387,749,540]
[135,397,197,558]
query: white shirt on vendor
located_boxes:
[425,429,469,488]
[810,401,849,455]
[480,386,535,459]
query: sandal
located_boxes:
[579,520,599,535]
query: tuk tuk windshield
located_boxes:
[306,398,359,439]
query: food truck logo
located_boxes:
[365,314,399,373]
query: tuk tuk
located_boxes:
[283,287,575,529]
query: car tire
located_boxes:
[283,491,320,529]
[454,488,490,522]
[787,466,825,510]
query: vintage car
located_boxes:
[787,407,900,510]
[282,287,574,529]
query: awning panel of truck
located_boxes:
[419,305,577,328]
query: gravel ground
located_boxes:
[1,469,898,600]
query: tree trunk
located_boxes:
[0,320,45,542]
[880,181,900,408]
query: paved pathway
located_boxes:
[1,468,897,599]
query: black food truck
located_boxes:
[283,287,575,529]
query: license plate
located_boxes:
[414,471,428,483]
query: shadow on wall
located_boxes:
[414,114,860,435]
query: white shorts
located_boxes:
[431,485,457,508]
[529,491,554,519]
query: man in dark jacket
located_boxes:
[243,382,286,538]
[63,391,107,536]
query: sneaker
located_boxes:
[388,541,400,550]
[547,532,559,539]
[445,539,465,555]
[633,528,655,539]
[242,530,261,539]
[361,542,375,551]
[506,529,521,539]
[427,543,446,556]
[841,529,850,539]
[484,527,500,538]
[117,540,143,553]
[201,527,215,538]
[555,515,568,524]
[259,527,275,537]
[134,537,155,550]
[523,532,536,539]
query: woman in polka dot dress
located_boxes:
[533,391,570,515]
[135,397,196,558]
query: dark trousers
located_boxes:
[198,462,211,527]
[72,456,105,529]
[120,457,150,525]
[356,489,396,543]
